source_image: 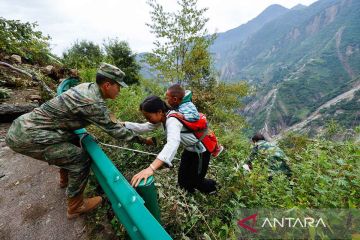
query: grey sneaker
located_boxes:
[212,145,224,158]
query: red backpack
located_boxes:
[167,112,218,153]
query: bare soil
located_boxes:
[0,123,88,240]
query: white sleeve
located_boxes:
[124,122,161,134]
[156,117,182,166]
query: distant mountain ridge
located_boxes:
[211,4,290,77]
[211,0,360,135]
[291,4,307,10]
[138,0,360,136]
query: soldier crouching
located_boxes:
[6,63,141,219]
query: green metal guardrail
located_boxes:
[57,78,172,240]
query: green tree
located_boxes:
[104,39,140,85]
[146,0,215,86]
[0,17,50,64]
[146,0,249,129]
[62,40,104,69]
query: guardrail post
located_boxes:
[137,176,162,223]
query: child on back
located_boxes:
[166,84,199,121]
[165,84,224,157]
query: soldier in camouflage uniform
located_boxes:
[6,63,140,219]
[245,133,291,180]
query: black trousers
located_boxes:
[178,149,217,193]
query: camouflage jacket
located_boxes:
[247,140,291,176]
[7,82,135,145]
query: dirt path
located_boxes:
[0,123,88,240]
[275,80,360,138]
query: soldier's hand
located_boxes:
[144,137,156,146]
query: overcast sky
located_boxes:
[0,0,318,56]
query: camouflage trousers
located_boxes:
[5,120,91,198]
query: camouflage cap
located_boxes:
[97,62,128,87]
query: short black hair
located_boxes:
[140,95,170,113]
[96,73,118,86]
[252,133,266,143]
[167,83,185,99]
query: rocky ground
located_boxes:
[0,123,89,240]
[0,56,91,240]
[0,55,119,240]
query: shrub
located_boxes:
[104,39,140,85]
[62,40,104,69]
[0,17,51,64]
[84,81,359,239]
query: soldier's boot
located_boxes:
[59,168,69,188]
[67,193,102,219]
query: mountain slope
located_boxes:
[212,0,360,135]
[211,4,289,80]
[278,78,360,136]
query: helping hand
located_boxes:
[144,137,156,146]
[131,167,154,187]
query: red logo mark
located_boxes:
[237,213,258,233]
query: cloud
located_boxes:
[0,0,317,56]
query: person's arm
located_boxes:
[130,117,183,187]
[131,158,164,187]
[155,117,182,166]
[124,121,161,134]
[80,103,137,140]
